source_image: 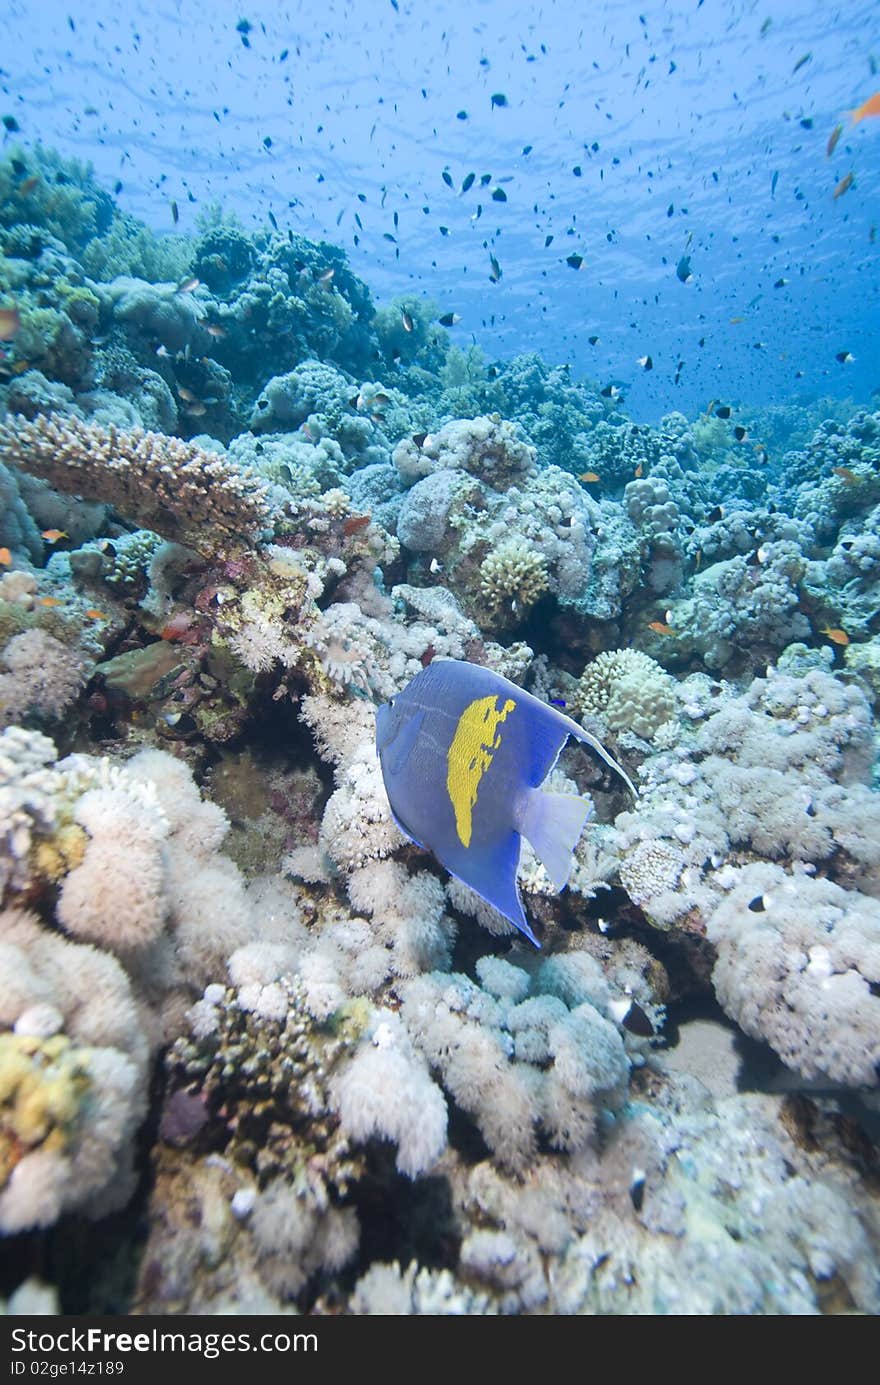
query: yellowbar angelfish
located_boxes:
[375,659,635,946]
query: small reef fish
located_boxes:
[819,626,849,646]
[375,659,635,946]
[0,308,21,341]
[836,351,855,363]
[833,172,854,199]
[848,90,880,124]
[84,608,109,621]
[648,620,677,635]
[637,354,653,370]
[832,466,859,483]
[826,123,844,157]
[438,312,461,327]
[176,276,201,294]
[40,529,68,543]
[580,471,601,483]
[37,596,62,607]
[0,547,11,566]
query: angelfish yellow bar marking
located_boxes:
[446,695,516,847]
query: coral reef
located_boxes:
[0,148,879,1317]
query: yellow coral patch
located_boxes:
[0,1033,90,1183]
[446,695,516,847]
[33,822,87,882]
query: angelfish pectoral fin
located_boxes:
[519,788,594,891]
[389,707,426,776]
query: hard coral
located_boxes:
[575,648,677,741]
[0,906,149,1233]
[707,863,880,1085]
[0,415,271,557]
[478,540,549,621]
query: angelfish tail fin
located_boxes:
[519,789,594,891]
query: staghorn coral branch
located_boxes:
[0,414,272,556]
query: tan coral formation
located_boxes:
[0,414,272,556]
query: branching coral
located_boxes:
[478,540,549,620]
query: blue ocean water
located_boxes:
[4,0,878,419]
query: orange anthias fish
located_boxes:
[648,620,677,636]
[848,91,880,125]
[84,608,109,621]
[0,547,11,566]
[826,122,844,157]
[579,471,601,483]
[40,529,68,543]
[833,171,855,200]
[0,307,21,341]
[37,595,62,607]
[832,466,859,484]
[820,626,849,646]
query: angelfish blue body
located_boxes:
[375,658,634,946]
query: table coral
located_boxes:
[0,414,272,556]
